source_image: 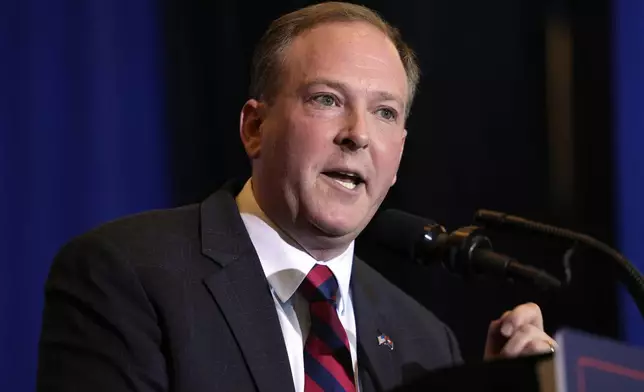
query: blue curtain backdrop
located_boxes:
[615,0,644,346]
[0,1,168,391]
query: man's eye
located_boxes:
[312,94,337,107]
[377,107,397,121]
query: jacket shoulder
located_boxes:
[57,202,202,269]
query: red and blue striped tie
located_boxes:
[299,264,356,392]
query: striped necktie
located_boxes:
[299,264,356,392]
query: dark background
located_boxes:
[163,0,615,362]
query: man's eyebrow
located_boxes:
[372,90,405,110]
[302,78,406,110]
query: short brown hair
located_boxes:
[249,2,420,116]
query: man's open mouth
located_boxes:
[322,171,365,190]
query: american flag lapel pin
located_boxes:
[377,331,394,351]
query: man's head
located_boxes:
[248,2,420,114]
[239,2,418,260]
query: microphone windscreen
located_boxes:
[364,209,436,259]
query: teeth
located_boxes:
[333,178,357,190]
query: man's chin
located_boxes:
[308,215,362,240]
[291,215,367,260]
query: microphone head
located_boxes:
[364,209,437,260]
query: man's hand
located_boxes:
[484,302,557,360]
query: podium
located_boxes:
[393,329,644,391]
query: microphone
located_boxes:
[367,209,562,289]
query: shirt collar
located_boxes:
[235,179,354,313]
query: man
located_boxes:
[37,2,556,391]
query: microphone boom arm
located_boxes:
[474,209,644,319]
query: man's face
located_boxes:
[241,21,408,255]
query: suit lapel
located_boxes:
[352,259,399,392]
[200,183,295,392]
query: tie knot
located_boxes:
[299,264,339,305]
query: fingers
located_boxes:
[484,302,554,360]
[499,302,543,336]
[500,323,557,357]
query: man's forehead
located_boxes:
[291,21,397,60]
[283,22,409,100]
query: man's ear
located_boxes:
[391,129,407,186]
[239,99,265,159]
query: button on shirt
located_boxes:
[235,179,360,392]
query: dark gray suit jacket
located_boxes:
[37,182,462,391]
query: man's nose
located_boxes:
[334,110,369,151]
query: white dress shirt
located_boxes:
[235,179,360,392]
